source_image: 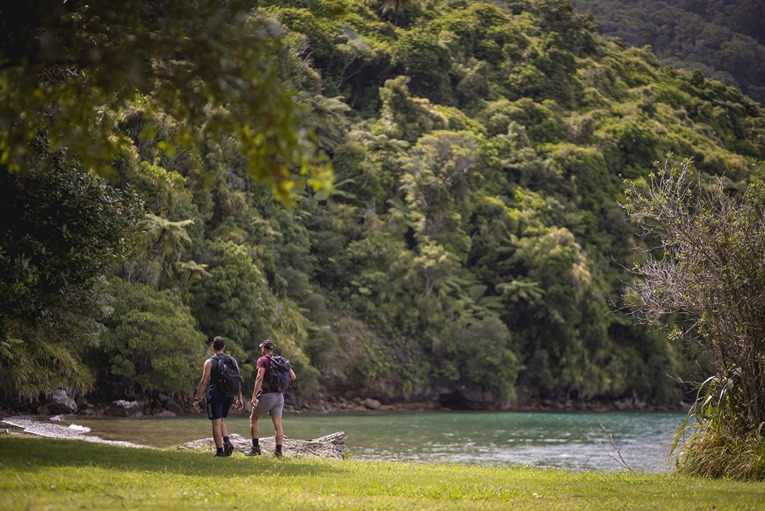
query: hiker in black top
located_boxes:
[193,336,244,456]
[246,339,296,456]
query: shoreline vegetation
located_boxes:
[1,435,764,511]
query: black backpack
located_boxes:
[266,355,291,393]
[213,354,242,398]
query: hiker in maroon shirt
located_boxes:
[246,339,296,456]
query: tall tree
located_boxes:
[381,0,411,26]
[99,278,205,397]
[0,0,331,204]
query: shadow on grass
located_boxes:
[0,436,348,478]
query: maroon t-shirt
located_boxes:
[257,355,278,394]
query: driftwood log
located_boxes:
[178,432,347,459]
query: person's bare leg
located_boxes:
[272,413,284,456]
[249,410,261,439]
[246,409,263,455]
[272,414,284,445]
[212,418,223,449]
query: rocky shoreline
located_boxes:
[0,415,348,459]
[0,398,691,424]
[306,395,692,414]
[0,415,144,447]
[0,390,691,421]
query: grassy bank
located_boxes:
[1,436,764,510]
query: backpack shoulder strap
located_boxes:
[210,354,225,380]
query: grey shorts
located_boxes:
[254,392,284,416]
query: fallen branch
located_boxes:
[601,424,633,471]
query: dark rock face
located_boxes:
[362,398,381,410]
[163,399,184,415]
[107,400,142,417]
[45,390,78,415]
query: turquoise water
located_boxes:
[59,410,685,472]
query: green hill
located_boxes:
[2,0,764,411]
[571,0,765,104]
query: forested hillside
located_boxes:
[2,0,764,411]
[571,0,765,104]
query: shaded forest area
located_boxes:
[2,0,764,413]
[571,0,765,104]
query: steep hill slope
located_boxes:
[571,0,765,104]
[226,0,763,408]
[7,0,763,411]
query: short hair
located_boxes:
[212,336,225,351]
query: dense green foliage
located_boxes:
[0,156,141,396]
[2,0,765,415]
[98,278,205,395]
[571,0,765,104]
[0,0,331,202]
[3,437,765,510]
[0,0,328,398]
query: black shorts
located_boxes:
[206,389,235,420]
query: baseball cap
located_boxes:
[259,339,275,350]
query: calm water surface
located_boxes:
[58,410,685,472]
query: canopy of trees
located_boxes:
[571,0,765,104]
[2,0,764,418]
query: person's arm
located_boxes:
[233,359,244,411]
[289,368,296,381]
[192,359,212,412]
[251,366,265,406]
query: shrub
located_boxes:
[624,157,765,480]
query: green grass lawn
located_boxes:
[1,436,764,510]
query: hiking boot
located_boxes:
[214,451,227,457]
[245,446,261,456]
[274,450,283,457]
[223,442,234,457]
